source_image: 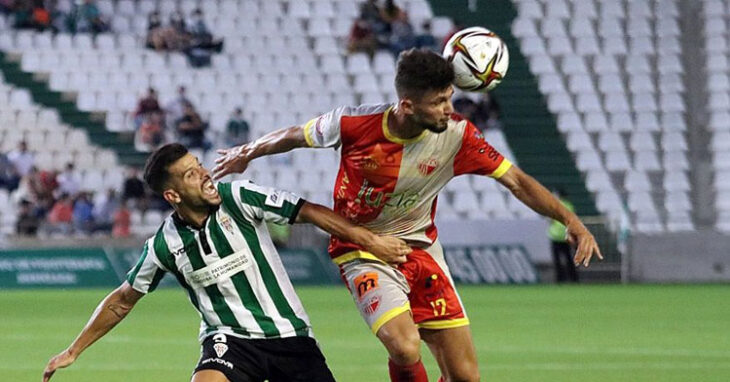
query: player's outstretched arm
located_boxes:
[295,201,411,265]
[497,165,603,267]
[213,125,309,180]
[42,282,144,382]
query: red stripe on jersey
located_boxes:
[329,113,404,257]
[453,120,505,176]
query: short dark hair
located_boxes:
[395,48,454,100]
[143,143,188,195]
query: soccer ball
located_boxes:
[443,27,509,92]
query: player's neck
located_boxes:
[173,205,210,230]
[389,106,424,139]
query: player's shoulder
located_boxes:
[446,112,475,136]
[336,103,392,119]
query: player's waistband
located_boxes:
[331,250,386,265]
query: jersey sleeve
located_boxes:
[227,180,306,225]
[453,121,512,178]
[126,239,167,294]
[302,106,349,149]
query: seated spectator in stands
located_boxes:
[473,93,503,132]
[136,111,165,152]
[16,199,40,236]
[187,8,223,51]
[347,14,377,57]
[175,102,210,150]
[56,163,80,197]
[416,21,439,52]
[72,192,94,234]
[112,198,131,238]
[122,167,145,205]
[7,140,35,177]
[226,107,250,146]
[134,88,163,128]
[31,0,52,31]
[47,193,73,234]
[165,86,191,126]
[13,165,43,206]
[145,10,165,49]
[92,188,118,233]
[74,0,107,33]
[380,0,407,24]
[388,15,416,55]
[0,152,21,191]
[0,0,13,14]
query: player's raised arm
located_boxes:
[42,282,144,382]
[295,201,411,265]
[213,125,308,179]
[496,165,603,267]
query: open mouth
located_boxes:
[202,177,218,198]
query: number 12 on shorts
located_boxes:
[429,298,447,316]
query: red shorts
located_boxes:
[340,240,468,333]
[398,244,468,329]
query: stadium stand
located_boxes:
[0,0,538,239]
[510,0,692,233]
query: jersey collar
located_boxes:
[382,105,428,145]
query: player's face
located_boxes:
[411,86,455,133]
[166,153,222,209]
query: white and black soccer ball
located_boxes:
[442,27,509,92]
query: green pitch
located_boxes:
[4,284,729,381]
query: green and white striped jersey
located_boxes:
[126,180,312,342]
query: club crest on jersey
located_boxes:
[213,343,228,358]
[363,295,381,316]
[219,214,234,234]
[418,158,439,176]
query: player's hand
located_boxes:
[366,236,411,265]
[566,219,603,267]
[212,144,254,180]
[42,349,76,382]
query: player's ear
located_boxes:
[162,188,181,204]
[399,97,415,115]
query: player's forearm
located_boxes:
[66,285,138,358]
[248,126,308,160]
[507,172,577,226]
[296,202,376,248]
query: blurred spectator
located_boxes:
[56,162,80,197]
[136,111,165,152]
[416,21,438,52]
[72,192,94,234]
[47,193,73,234]
[134,88,163,128]
[7,140,35,177]
[31,0,52,31]
[16,199,40,236]
[122,167,145,203]
[453,93,502,132]
[359,0,381,23]
[165,86,191,125]
[347,13,377,57]
[226,107,250,146]
[380,0,406,24]
[146,10,189,51]
[176,102,210,150]
[0,0,12,14]
[92,188,118,232]
[0,153,21,191]
[74,0,108,33]
[388,16,416,55]
[112,199,131,238]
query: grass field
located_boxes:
[4,284,729,381]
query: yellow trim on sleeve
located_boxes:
[381,106,427,145]
[417,317,470,330]
[490,158,512,179]
[371,302,411,334]
[303,118,316,147]
[332,250,386,265]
